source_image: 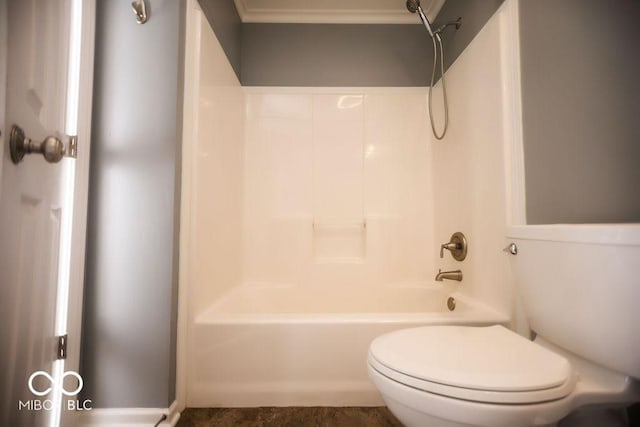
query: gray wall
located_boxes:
[433,0,504,71]
[519,0,640,224]
[198,0,241,79]
[82,0,183,408]
[200,1,503,87]
[241,24,429,86]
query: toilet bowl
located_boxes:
[367,225,640,427]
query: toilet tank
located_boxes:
[507,225,640,379]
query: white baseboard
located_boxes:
[77,400,180,426]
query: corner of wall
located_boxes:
[430,0,514,318]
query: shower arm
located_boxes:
[434,17,462,36]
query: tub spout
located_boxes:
[435,269,463,282]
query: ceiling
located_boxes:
[233,0,445,24]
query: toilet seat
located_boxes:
[368,325,575,404]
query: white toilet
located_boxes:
[368,225,640,427]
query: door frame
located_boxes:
[175,0,202,412]
[64,0,96,381]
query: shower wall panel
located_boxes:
[243,89,434,288]
[430,3,511,314]
[312,95,364,224]
[191,9,245,316]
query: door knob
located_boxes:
[9,124,65,164]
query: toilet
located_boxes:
[367,225,640,427]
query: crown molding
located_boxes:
[233,0,445,24]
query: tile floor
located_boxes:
[177,403,640,426]
[176,407,403,427]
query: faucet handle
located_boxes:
[440,243,457,258]
[440,232,467,261]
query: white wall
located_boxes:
[430,3,512,315]
[243,88,434,289]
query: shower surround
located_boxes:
[242,88,434,289]
[181,0,514,407]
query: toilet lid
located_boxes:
[369,325,574,403]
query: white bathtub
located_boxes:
[187,284,508,407]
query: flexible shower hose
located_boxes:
[429,33,448,140]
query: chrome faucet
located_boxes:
[435,269,463,282]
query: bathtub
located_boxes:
[187,284,508,407]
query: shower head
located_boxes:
[406,0,435,38]
[406,0,420,13]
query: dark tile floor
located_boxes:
[177,407,403,427]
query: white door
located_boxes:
[0,0,95,426]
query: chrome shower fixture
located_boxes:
[435,269,463,282]
[406,0,462,38]
[406,0,436,38]
[406,0,462,140]
[440,232,467,261]
[406,0,420,13]
[435,17,463,35]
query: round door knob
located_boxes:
[10,124,65,164]
[41,136,65,163]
